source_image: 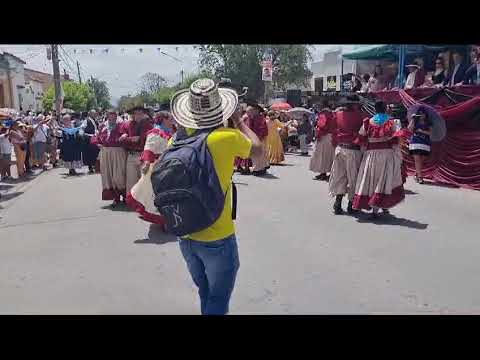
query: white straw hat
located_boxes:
[170,78,238,130]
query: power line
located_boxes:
[60,45,91,82]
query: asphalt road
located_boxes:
[1,153,480,314]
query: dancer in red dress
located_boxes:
[93,109,127,206]
[352,101,406,218]
[310,101,336,181]
[127,111,175,226]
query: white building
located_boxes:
[310,50,357,92]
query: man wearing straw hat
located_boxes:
[169,78,263,315]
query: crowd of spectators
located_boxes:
[353,46,480,93]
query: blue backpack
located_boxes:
[151,128,233,237]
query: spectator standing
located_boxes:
[0,123,12,180]
[8,121,27,178]
[168,78,263,315]
[297,114,312,156]
[31,115,49,171]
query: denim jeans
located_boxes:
[179,234,240,315]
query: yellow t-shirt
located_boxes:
[168,127,252,242]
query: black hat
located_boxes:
[245,99,265,113]
[157,102,171,112]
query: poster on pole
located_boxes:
[262,60,273,82]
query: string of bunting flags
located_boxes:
[66,47,182,56]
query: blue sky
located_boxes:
[1,45,358,104]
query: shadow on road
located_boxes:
[60,173,89,179]
[134,224,178,245]
[355,212,428,230]
[404,189,418,195]
[0,191,24,203]
[0,184,14,191]
[257,173,279,180]
[100,203,132,212]
[271,163,295,167]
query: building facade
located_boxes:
[0,51,69,112]
[0,52,26,110]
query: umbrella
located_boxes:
[407,103,446,142]
[287,107,314,118]
[270,102,292,111]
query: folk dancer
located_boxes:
[59,114,84,176]
[328,97,365,215]
[81,109,100,173]
[119,106,154,194]
[92,109,127,206]
[127,111,175,226]
[352,101,406,218]
[264,110,285,165]
[310,102,336,180]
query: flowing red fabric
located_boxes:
[371,86,480,190]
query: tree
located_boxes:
[138,72,167,95]
[196,45,313,100]
[117,71,215,112]
[117,95,145,113]
[42,81,94,112]
[87,77,111,110]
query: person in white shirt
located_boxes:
[31,115,50,171]
[0,125,12,180]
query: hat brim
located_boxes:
[171,87,238,130]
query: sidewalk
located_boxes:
[0,152,49,207]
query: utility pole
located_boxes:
[77,61,82,84]
[51,44,62,117]
[180,69,184,84]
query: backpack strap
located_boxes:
[231,181,237,220]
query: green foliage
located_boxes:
[117,71,214,111]
[87,77,111,110]
[196,45,313,100]
[42,81,95,112]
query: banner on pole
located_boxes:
[262,60,273,82]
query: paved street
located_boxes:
[1,153,480,315]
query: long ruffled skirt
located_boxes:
[127,164,167,226]
[352,148,405,210]
[309,134,334,174]
[100,147,127,201]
